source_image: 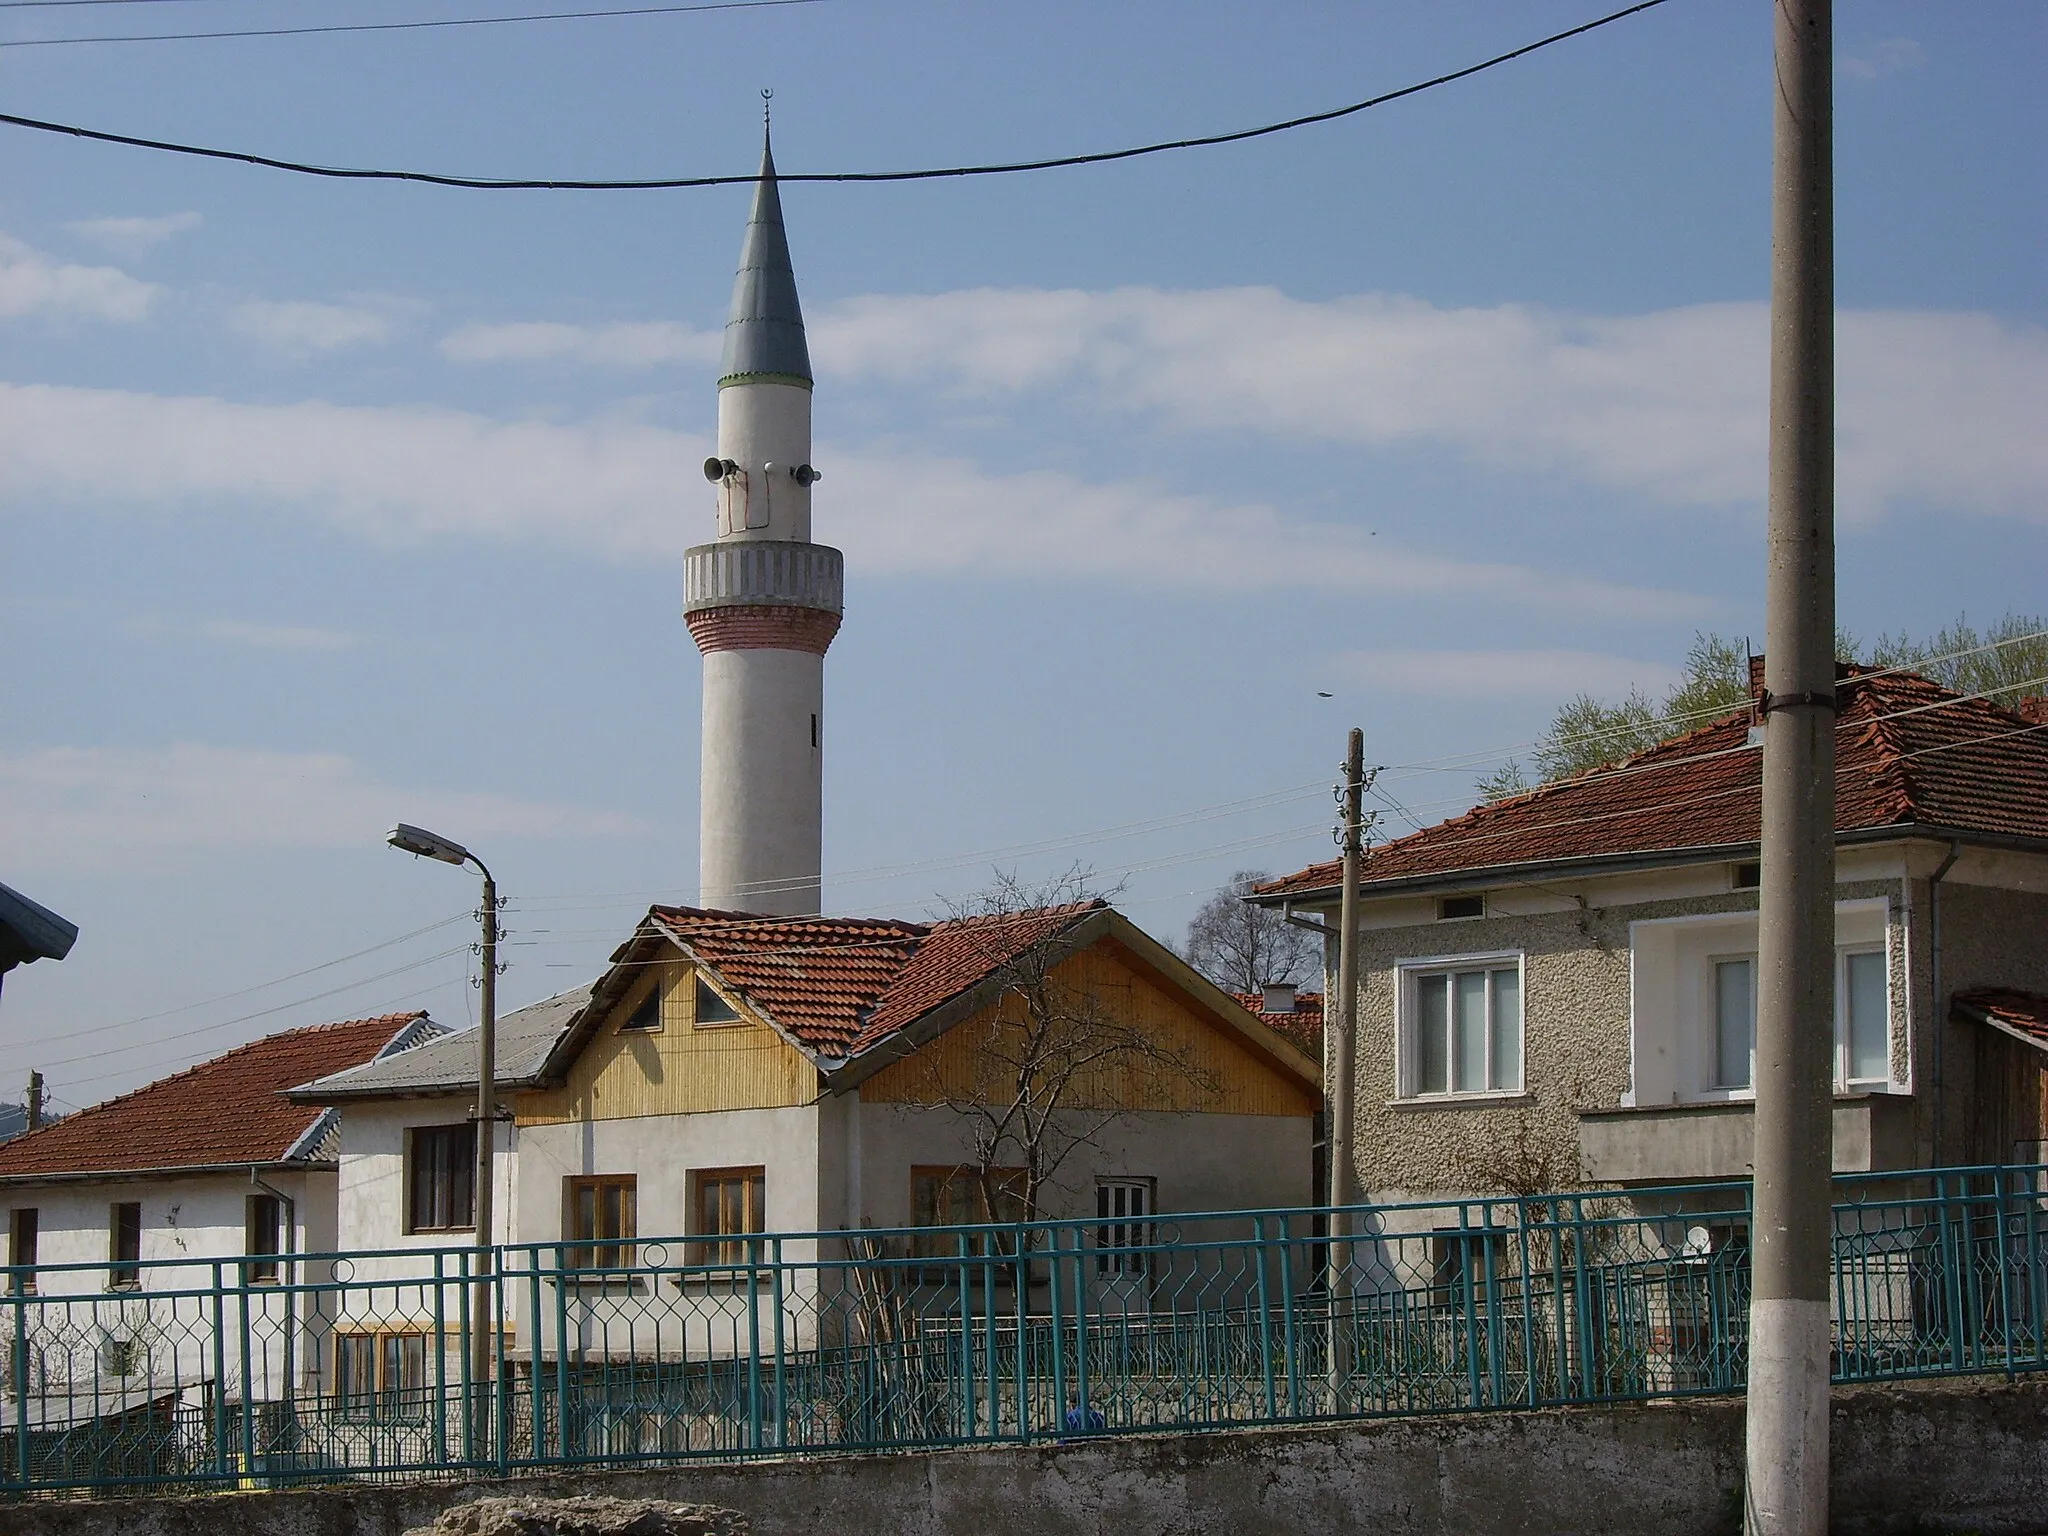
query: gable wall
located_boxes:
[515,958,818,1127]
[857,940,1315,1116]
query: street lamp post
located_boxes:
[386,823,498,1460]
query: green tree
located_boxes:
[1478,614,2046,802]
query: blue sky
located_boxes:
[1,0,2043,1108]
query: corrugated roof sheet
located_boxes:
[0,1014,428,1179]
[1261,669,2048,899]
[291,985,591,1100]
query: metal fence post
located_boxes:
[209,1260,229,1483]
[10,1275,28,1490]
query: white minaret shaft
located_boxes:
[686,130,842,916]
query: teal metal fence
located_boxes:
[4,1163,2045,1495]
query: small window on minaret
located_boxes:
[811,714,819,749]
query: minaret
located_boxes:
[685,126,841,916]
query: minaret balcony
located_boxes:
[685,540,843,617]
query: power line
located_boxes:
[3,0,821,48]
[0,0,1678,185]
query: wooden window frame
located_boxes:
[333,1329,431,1417]
[244,1193,284,1285]
[910,1165,1026,1261]
[9,1207,37,1294]
[692,976,743,1029]
[619,978,664,1034]
[405,1122,477,1234]
[688,1166,766,1266]
[565,1174,637,1270]
[107,1200,142,1291]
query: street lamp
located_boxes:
[386,823,498,1456]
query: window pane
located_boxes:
[1715,959,1754,1089]
[1845,951,1889,1082]
[1453,971,1488,1093]
[1417,975,1449,1095]
[1490,969,1523,1092]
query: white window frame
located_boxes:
[1698,951,1758,1101]
[1836,945,1892,1091]
[1395,950,1525,1102]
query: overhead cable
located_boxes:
[4,0,821,48]
[0,0,1676,185]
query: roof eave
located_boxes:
[0,1158,339,1187]
[1254,823,2048,907]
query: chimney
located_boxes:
[1261,983,1297,1015]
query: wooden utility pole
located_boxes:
[1745,1,1836,1531]
[24,1072,43,1132]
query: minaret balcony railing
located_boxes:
[684,540,843,616]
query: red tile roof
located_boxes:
[0,1014,426,1180]
[646,903,1102,1058]
[1954,989,2048,1053]
[1232,992,1324,1059]
[1261,669,2048,899]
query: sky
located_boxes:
[1,0,2043,1111]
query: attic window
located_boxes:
[695,977,741,1027]
[1732,861,1762,891]
[1437,894,1485,921]
[621,986,662,1032]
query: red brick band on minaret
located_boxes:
[687,603,842,657]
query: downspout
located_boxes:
[249,1168,297,1422]
[1927,842,1963,1165]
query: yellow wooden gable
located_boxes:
[859,939,1317,1118]
[515,960,817,1127]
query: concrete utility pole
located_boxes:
[1745,2,1836,1532]
[1326,728,1365,1404]
[474,866,498,1446]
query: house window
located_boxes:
[99,1335,139,1378]
[1731,861,1762,891]
[620,981,662,1032]
[1433,1228,1507,1298]
[689,1168,764,1265]
[694,977,741,1027]
[1713,956,1756,1090]
[407,1123,476,1232]
[245,1194,283,1284]
[108,1201,142,1290]
[1095,1179,1154,1277]
[911,1165,1025,1259]
[1437,894,1485,921]
[8,1208,37,1294]
[567,1175,637,1270]
[1402,958,1523,1097]
[1839,948,1889,1086]
[335,1331,428,1415]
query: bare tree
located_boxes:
[917,867,1218,1227]
[1182,869,1318,995]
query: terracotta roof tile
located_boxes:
[1232,992,1324,1059]
[0,1014,426,1180]
[647,902,1103,1059]
[1261,670,2048,898]
[1954,989,2048,1051]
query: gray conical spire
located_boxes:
[719,130,812,387]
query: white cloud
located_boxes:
[0,381,1697,618]
[199,618,360,651]
[440,319,719,369]
[809,289,2048,524]
[65,211,202,260]
[1335,648,1681,701]
[0,234,158,322]
[1841,38,1923,81]
[0,744,649,872]
[229,298,401,355]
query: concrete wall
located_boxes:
[15,1377,2048,1536]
